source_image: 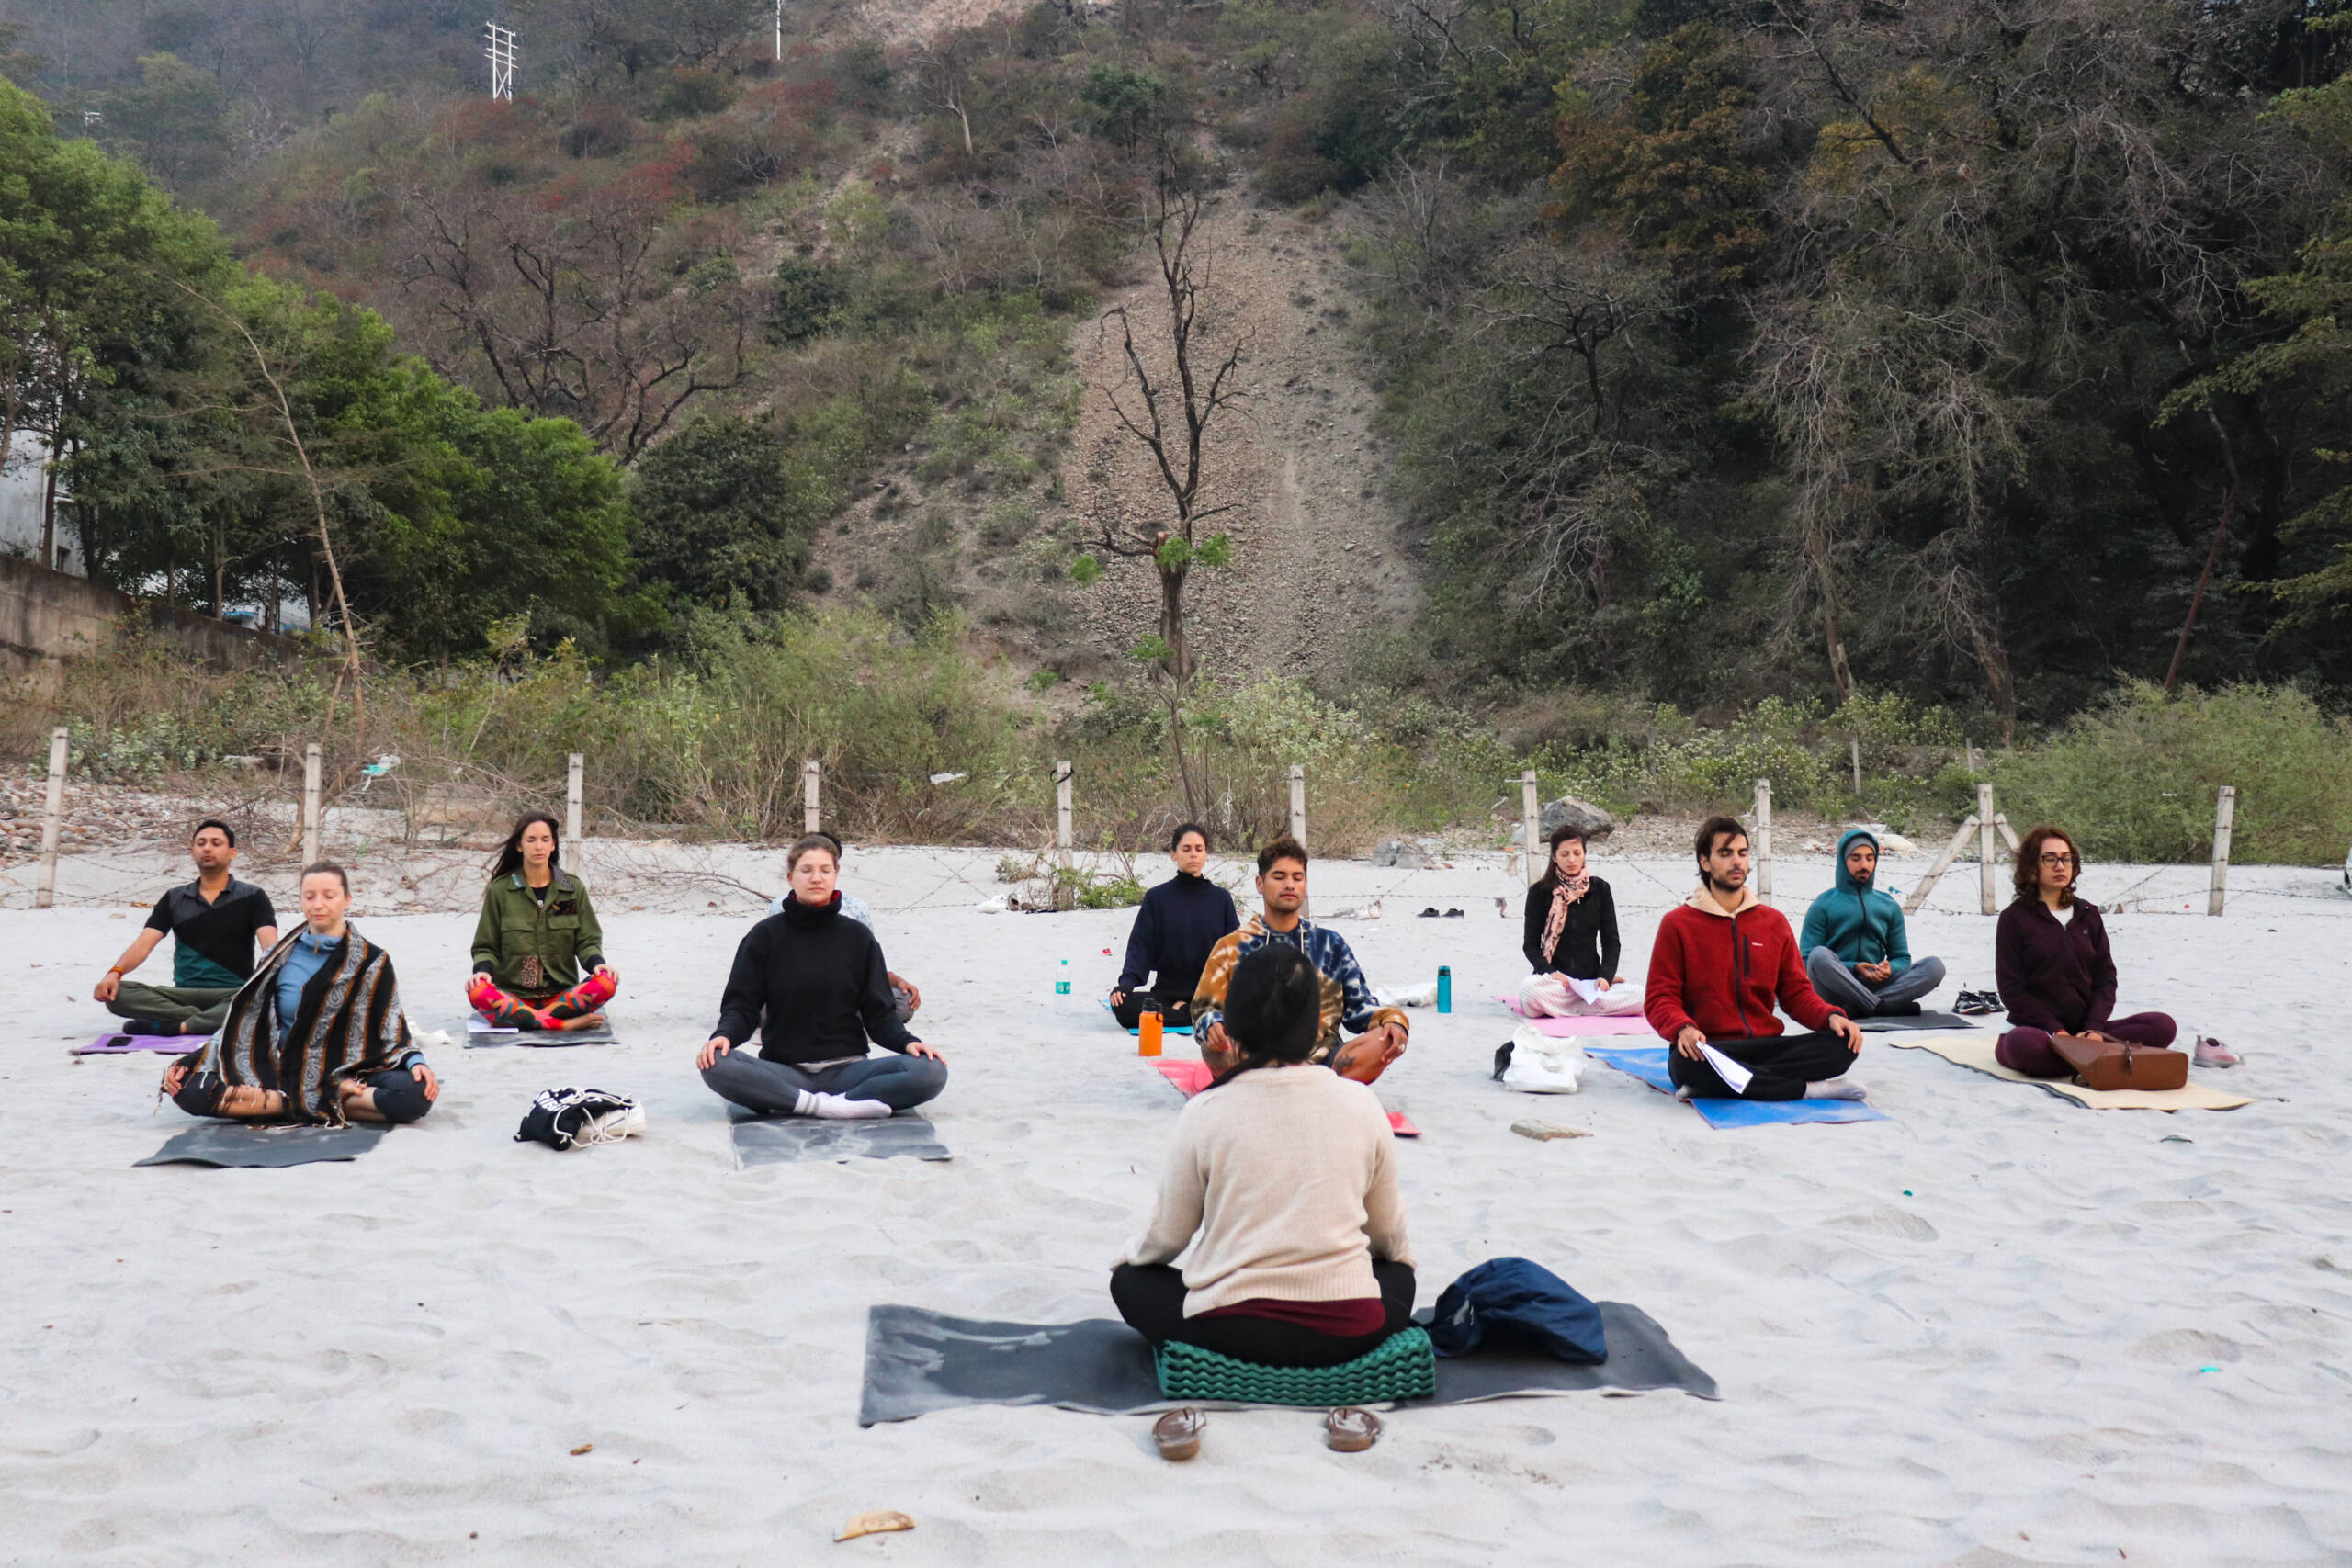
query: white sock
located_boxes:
[1804,1078,1869,1101]
[794,1089,892,1120]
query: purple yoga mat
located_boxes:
[1494,997,1654,1036]
[74,1032,200,1055]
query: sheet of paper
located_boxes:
[1695,1042,1754,1095]
[1565,976,1604,1005]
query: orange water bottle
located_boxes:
[1139,1010,1163,1057]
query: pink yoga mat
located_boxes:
[1493,997,1656,1036]
[1148,1058,1420,1137]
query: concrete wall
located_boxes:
[0,556,302,685]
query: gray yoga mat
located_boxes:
[136,1122,387,1168]
[857,1302,1718,1426]
[460,1021,617,1047]
[731,1111,950,1166]
[1855,1010,1975,1032]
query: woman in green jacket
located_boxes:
[467,811,616,1032]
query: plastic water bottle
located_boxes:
[1056,959,1072,998]
[1139,1010,1163,1057]
[1436,965,1453,1013]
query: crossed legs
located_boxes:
[1804,949,1946,1017]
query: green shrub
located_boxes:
[1994,682,2352,864]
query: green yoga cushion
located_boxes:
[1154,1327,1437,1405]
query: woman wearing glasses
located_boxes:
[1993,826,2216,1075]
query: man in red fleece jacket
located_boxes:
[1645,816,1868,1101]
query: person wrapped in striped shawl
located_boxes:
[160,863,438,1126]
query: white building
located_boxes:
[0,431,82,577]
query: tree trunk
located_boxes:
[1158,560,1191,682]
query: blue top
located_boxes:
[276,929,345,1046]
[1114,872,1240,999]
[1798,828,1916,976]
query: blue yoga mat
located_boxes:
[1099,998,1193,1036]
[1582,1045,1886,1129]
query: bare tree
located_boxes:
[1082,169,1247,817]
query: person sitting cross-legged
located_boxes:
[1192,837,1408,1086]
[1994,825,2198,1075]
[1110,821,1239,1031]
[1517,824,1642,1018]
[158,863,438,1126]
[466,811,616,1032]
[95,819,278,1038]
[1799,828,1947,1018]
[1113,943,1416,1369]
[1645,815,1869,1101]
[697,834,947,1120]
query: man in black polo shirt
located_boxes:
[93,820,279,1037]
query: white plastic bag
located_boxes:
[1500,1022,1583,1094]
[1375,979,1439,1009]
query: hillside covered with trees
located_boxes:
[6,0,2352,851]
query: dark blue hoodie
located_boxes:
[1798,827,1915,975]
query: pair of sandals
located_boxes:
[1150,1405,1381,1461]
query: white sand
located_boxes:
[3,840,2349,1564]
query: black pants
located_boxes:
[1111,989,1194,1030]
[172,1068,433,1125]
[1109,1260,1417,1369]
[1665,1031,1860,1101]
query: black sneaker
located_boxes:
[1953,989,2001,1016]
[1418,907,1441,919]
[1443,908,1464,918]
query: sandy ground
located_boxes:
[3,838,2349,1565]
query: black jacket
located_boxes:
[1114,871,1240,998]
[713,895,918,1064]
[1521,878,1622,981]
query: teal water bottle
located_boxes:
[1056,958,1071,998]
[1436,965,1453,1013]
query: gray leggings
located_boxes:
[702,1048,947,1114]
[1805,948,1946,1017]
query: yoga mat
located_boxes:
[1854,1010,1974,1032]
[463,1015,616,1047]
[730,1111,950,1165]
[136,1122,387,1168]
[1100,998,1193,1036]
[1148,1058,1420,1137]
[1887,1033,2255,1111]
[857,1302,1718,1425]
[75,1032,199,1055]
[1582,1045,1888,1129]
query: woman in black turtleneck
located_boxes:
[696,836,947,1120]
[1109,823,1241,1029]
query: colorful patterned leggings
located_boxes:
[467,968,616,1030]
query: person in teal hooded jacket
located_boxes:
[1799,828,1947,1017]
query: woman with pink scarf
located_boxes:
[1517,826,1643,1018]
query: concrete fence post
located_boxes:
[2209,784,2236,917]
[566,753,584,842]
[1520,770,1541,885]
[802,760,820,835]
[301,743,322,866]
[35,726,66,909]
[1752,778,1773,905]
[1976,782,1997,915]
[1289,765,1306,847]
[1055,760,1073,851]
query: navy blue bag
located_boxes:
[1426,1258,1608,1363]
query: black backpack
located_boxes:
[514,1086,639,1150]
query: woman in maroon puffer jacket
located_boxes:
[1994,826,2179,1077]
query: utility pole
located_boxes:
[484,22,516,100]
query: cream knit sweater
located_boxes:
[1125,1064,1413,1315]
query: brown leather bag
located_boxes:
[2051,1032,2188,1092]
